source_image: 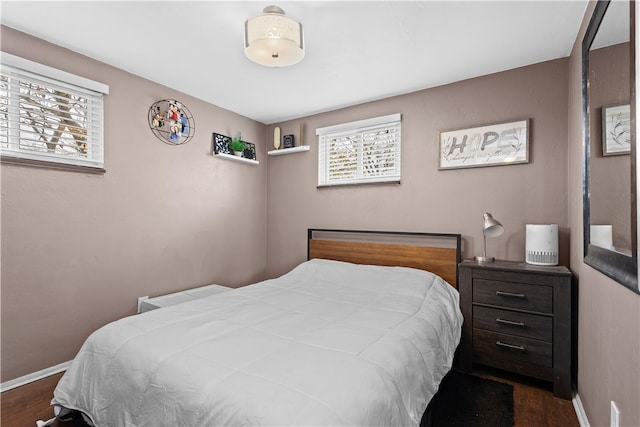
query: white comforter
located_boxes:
[53,259,463,427]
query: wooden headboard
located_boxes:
[307,229,462,288]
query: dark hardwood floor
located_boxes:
[474,366,579,427]
[1,372,65,427]
[1,368,579,427]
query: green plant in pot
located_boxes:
[230,132,246,156]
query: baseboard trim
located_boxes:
[1,361,70,393]
[572,392,590,427]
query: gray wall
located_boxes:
[266,58,570,278]
[1,26,268,381]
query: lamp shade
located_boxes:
[244,6,304,67]
[482,212,504,238]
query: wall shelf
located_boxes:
[268,145,310,156]
[212,133,258,164]
[214,152,259,165]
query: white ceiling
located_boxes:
[1,1,588,125]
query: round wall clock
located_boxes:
[148,99,195,145]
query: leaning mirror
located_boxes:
[583,0,638,293]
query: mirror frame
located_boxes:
[582,0,639,294]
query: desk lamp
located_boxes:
[475,212,504,263]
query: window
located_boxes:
[0,53,108,171]
[317,113,401,187]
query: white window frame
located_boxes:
[316,113,401,187]
[0,52,109,172]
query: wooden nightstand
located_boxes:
[457,259,575,399]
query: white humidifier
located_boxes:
[526,224,559,266]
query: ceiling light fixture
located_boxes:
[244,5,304,67]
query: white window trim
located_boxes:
[316,113,400,136]
[1,52,109,95]
[1,52,109,172]
[316,113,401,187]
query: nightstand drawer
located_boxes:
[473,279,552,313]
[473,306,552,341]
[473,329,552,367]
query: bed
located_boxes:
[51,229,463,426]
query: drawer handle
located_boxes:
[496,318,525,327]
[496,341,526,351]
[495,290,526,299]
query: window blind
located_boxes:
[0,53,108,170]
[317,113,401,187]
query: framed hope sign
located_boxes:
[438,119,529,170]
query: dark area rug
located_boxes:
[421,370,514,427]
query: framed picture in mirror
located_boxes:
[602,104,631,156]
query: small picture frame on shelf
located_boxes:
[283,134,295,148]
[213,133,231,155]
[242,144,256,160]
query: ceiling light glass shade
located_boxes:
[244,6,304,67]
